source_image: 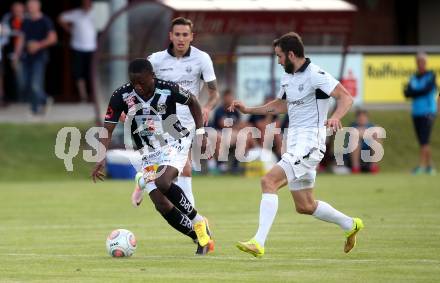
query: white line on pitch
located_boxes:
[1,253,439,264]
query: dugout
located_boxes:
[93,0,357,122]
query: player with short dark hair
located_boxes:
[91,58,214,255]
[272,32,305,60]
[171,16,194,30]
[230,32,364,258]
[131,17,219,218]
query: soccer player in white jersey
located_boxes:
[131,17,219,207]
[229,32,364,258]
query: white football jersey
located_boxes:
[148,44,216,128]
[277,58,339,156]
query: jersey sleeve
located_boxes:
[104,92,124,123]
[174,85,192,105]
[147,52,158,72]
[277,87,286,100]
[200,52,216,82]
[167,82,191,105]
[277,74,288,100]
[311,68,339,97]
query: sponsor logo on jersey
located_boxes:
[177,80,193,88]
[298,84,304,92]
[123,95,136,108]
[142,150,161,160]
[185,66,192,73]
[155,88,171,96]
[159,68,173,71]
[122,93,129,99]
[290,99,304,106]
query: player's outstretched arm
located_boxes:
[91,123,116,183]
[228,99,287,115]
[186,94,204,130]
[187,94,209,153]
[326,83,353,132]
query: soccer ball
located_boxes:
[106,229,137,257]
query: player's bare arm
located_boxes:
[186,94,204,130]
[228,98,287,115]
[187,94,208,152]
[91,122,116,183]
[202,80,220,124]
[326,83,353,132]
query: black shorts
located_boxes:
[412,114,436,146]
[71,49,93,81]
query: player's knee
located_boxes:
[154,177,172,193]
[261,175,277,193]
[295,204,315,215]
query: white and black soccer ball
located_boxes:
[106,229,137,257]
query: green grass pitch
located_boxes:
[0,174,439,282]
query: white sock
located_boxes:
[254,193,278,247]
[176,176,195,206]
[191,213,204,225]
[312,200,353,231]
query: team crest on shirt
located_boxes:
[298,84,304,92]
[185,66,192,73]
[157,103,167,114]
[123,94,136,108]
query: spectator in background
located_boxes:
[58,0,96,103]
[404,52,439,175]
[212,89,241,130]
[248,96,283,157]
[209,89,244,174]
[2,1,26,103]
[14,0,57,116]
[347,109,380,174]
